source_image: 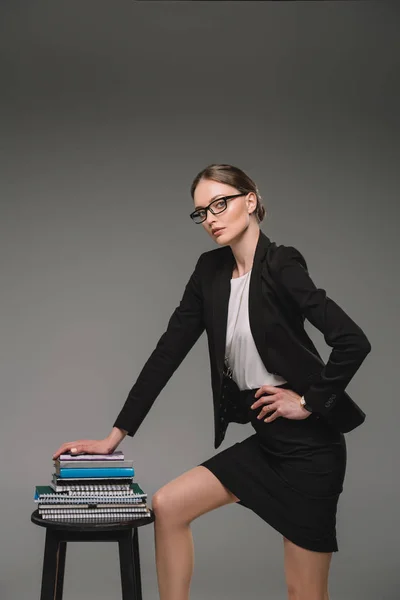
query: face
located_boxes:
[192,178,257,245]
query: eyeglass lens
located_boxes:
[192,198,227,223]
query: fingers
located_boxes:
[251,395,277,410]
[252,386,287,410]
[251,398,274,410]
[263,411,279,422]
[52,443,73,460]
[52,441,83,460]
[257,404,278,420]
[253,385,281,399]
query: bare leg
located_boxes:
[152,465,239,600]
[283,536,332,600]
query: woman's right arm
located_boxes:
[52,253,206,459]
[112,252,206,436]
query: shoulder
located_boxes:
[195,243,309,273]
[197,246,231,268]
[190,247,229,282]
[202,246,230,260]
[267,243,308,275]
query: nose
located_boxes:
[205,210,217,227]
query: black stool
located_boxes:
[31,508,155,600]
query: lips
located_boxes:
[212,228,225,235]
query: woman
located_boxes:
[53,164,371,600]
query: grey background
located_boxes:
[1,1,399,599]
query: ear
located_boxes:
[246,192,258,214]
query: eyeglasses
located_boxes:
[190,193,246,224]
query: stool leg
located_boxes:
[132,529,143,600]
[54,541,67,600]
[40,530,61,600]
[118,531,135,600]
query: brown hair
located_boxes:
[190,163,266,223]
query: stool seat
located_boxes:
[31,508,155,600]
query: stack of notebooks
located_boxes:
[34,450,152,522]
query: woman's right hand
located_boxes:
[52,427,128,460]
[52,438,115,460]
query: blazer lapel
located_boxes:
[248,231,271,361]
[211,229,272,377]
[211,249,234,376]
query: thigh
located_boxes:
[283,536,332,599]
[152,465,240,524]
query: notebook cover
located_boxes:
[52,474,133,484]
[58,451,124,461]
[58,467,135,478]
[55,460,133,470]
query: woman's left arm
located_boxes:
[275,245,372,417]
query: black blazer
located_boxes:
[114,229,371,448]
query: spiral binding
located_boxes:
[39,507,149,514]
[55,484,132,492]
[36,494,145,503]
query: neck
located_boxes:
[230,224,260,277]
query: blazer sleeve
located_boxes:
[113,253,205,436]
[275,245,372,417]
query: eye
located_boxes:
[215,200,226,209]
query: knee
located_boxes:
[151,489,168,517]
[152,488,186,525]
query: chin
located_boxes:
[219,229,240,246]
[213,233,230,246]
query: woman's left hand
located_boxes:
[250,385,312,422]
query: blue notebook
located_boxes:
[58,467,135,478]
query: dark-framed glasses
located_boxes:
[190,193,246,224]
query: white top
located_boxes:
[225,269,287,390]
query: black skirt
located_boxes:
[199,382,347,553]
